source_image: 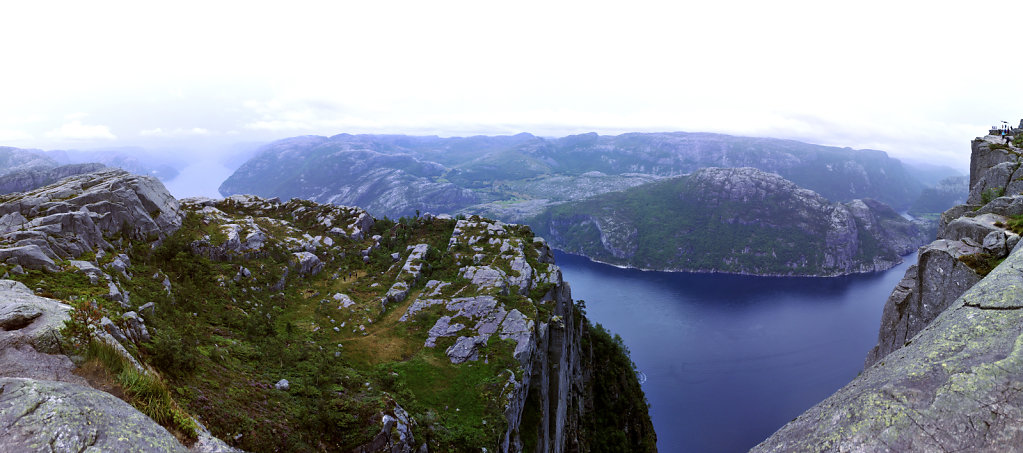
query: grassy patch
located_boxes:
[85,341,198,439]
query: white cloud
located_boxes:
[139,127,211,137]
[2,1,1021,170]
[0,129,33,142]
[45,121,116,140]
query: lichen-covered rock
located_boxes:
[0,377,187,453]
[864,239,985,367]
[755,245,1023,452]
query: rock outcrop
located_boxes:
[0,169,182,271]
[0,169,654,452]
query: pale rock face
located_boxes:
[0,280,71,355]
[291,251,323,276]
[0,377,188,453]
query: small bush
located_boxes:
[61,299,103,351]
[981,187,1005,205]
[1007,214,1023,235]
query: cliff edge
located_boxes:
[754,131,1023,451]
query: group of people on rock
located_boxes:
[1000,122,1015,145]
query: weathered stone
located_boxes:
[967,161,1016,205]
[865,239,984,367]
[69,260,103,284]
[461,265,508,293]
[290,251,323,276]
[122,311,151,343]
[0,280,71,354]
[424,316,465,347]
[940,213,1005,244]
[499,309,535,363]
[382,282,410,310]
[0,245,57,272]
[333,292,355,308]
[446,335,486,364]
[275,379,290,391]
[0,344,86,384]
[100,317,128,344]
[970,138,1016,188]
[0,377,187,453]
[107,253,131,278]
[983,230,1008,256]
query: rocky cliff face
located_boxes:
[0,169,653,452]
[535,167,927,276]
[754,133,1023,451]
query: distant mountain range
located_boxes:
[217,132,949,275]
[221,132,929,214]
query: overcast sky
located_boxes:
[2,1,1021,170]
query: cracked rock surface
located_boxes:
[754,243,1023,452]
[0,377,187,453]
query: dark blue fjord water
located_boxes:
[555,250,918,453]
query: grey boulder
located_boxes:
[0,377,187,453]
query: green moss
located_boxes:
[957,252,1003,276]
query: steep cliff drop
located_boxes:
[754,129,1023,451]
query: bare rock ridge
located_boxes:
[0,169,182,273]
[0,162,108,195]
[754,130,1023,452]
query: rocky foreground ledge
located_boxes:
[754,136,1023,451]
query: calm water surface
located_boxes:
[555,250,917,453]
